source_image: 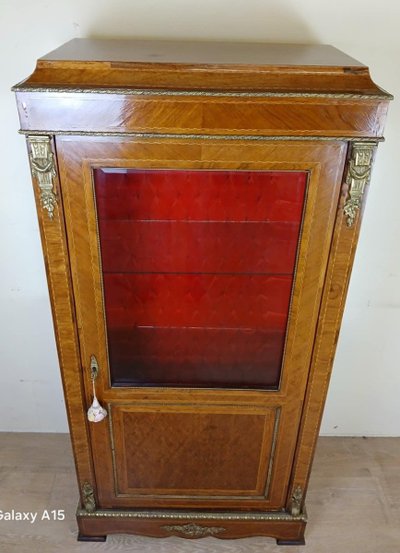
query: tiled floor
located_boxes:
[0,433,399,552]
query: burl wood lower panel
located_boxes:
[111,405,276,497]
[77,513,306,544]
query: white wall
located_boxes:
[0,0,399,435]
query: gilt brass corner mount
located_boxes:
[27,135,57,219]
[290,485,303,517]
[82,482,96,513]
[343,142,377,228]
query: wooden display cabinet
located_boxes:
[13,39,391,545]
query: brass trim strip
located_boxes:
[76,507,307,522]
[12,85,393,100]
[264,407,281,498]
[20,129,385,142]
[107,405,119,498]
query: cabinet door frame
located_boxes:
[53,136,348,511]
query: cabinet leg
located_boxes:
[276,537,306,546]
[77,533,107,542]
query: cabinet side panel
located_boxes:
[25,135,96,504]
[288,141,378,507]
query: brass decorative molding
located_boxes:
[343,142,377,227]
[82,482,96,513]
[76,507,307,522]
[21,129,385,142]
[12,84,394,100]
[264,407,281,498]
[290,485,303,517]
[27,135,57,219]
[162,523,225,538]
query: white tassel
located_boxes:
[87,378,107,423]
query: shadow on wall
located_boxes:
[85,1,317,44]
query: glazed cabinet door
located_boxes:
[56,136,346,511]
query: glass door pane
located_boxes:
[93,168,307,389]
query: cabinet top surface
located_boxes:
[14,38,392,98]
[40,38,363,68]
